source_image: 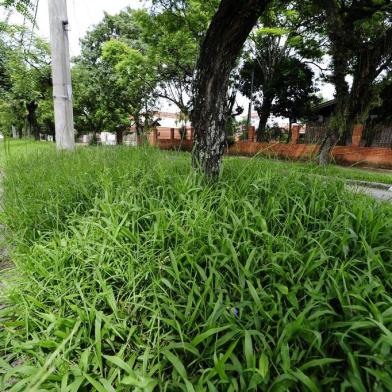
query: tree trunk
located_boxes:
[344,46,382,142]
[318,1,350,164]
[320,2,392,162]
[318,131,338,165]
[116,129,123,145]
[26,101,40,140]
[191,0,269,176]
[256,97,273,142]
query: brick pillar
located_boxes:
[352,124,364,147]
[248,126,256,142]
[151,128,158,146]
[170,128,175,145]
[291,124,300,145]
[190,127,194,141]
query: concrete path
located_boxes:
[347,184,392,203]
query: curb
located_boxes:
[345,179,392,192]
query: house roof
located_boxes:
[316,99,336,110]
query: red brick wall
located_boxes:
[229,141,320,159]
[156,127,193,140]
[150,126,392,169]
[228,142,392,169]
[332,146,392,169]
[158,139,193,151]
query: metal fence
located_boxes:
[362,124,392,148]
[298,123,328,144]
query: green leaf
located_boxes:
[291,370,320,392]
[191,325,231,347]
[103,355,133,374]
[259,354,269,379]
[275,284,289,295]
[244,331,254,369]
[83,373,108,392]
[162,350,195,392]
[300,358,342,371]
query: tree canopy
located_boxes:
[0,0,390,170]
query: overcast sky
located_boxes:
[36,0,145,57]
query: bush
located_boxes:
[226,135,236,147]
[1,145,392,390]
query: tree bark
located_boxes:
[191,0,270,176]
[318,131,338,165]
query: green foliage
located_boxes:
[73,9,158,136]
[0,0,32,16]
[0,26,52,138]
[136,0,219,114]
[370,75,392,123]
[1,144,392,390]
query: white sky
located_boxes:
[35,0,145,57]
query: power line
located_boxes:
[27,0,39,53]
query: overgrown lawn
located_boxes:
[1,144,392,391]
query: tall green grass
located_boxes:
[1,146,392,391]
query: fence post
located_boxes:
[291,124,300,144]
[151,128,158,146]
[170,128,175,146]
[352,124,364,147]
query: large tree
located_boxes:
[191,0,271,176]
[240,42,320,141]
[314,0,392,164]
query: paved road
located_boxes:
[348,185,392,203]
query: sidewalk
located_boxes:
[346,179,392,203]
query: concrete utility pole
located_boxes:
[48,0,75,150]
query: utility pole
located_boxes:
[48,0,75,150]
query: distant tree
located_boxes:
[0,26,52,139]
[73,8,157,142]
[240,47,320,141]
[72,65,104,137]
[101,39,157,143]
[371,74,392,123]
[239,2,322,141]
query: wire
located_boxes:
[27,0,39,53]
